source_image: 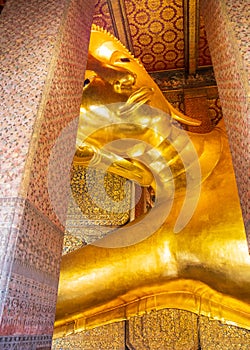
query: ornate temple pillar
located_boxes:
[201,0,250,243]
[0,0,94,348]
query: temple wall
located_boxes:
[52,309,250,349]
[201,0,250,242]
[0,0,94,348]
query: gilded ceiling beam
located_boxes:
[107,0,134,55]
[184,0,200,74]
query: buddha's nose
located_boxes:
[114,72,136,93]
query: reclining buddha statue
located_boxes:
[53,25,250,337]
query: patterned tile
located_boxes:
[124,0,185,71]
[201,0,250,242]
[93,0,115,35]
[0,0,95,341]
[0,199,63,336]
[198,15,212,67]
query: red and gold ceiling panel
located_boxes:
[92,0,213,74]
[123,0,184,72]
[198,15,212,67]
[93,0,115,36]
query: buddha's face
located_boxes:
[82,53,155,113]
[78,32,166,164]
[82,26,200,129]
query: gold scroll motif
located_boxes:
[54,25,250,337]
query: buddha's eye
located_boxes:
[83,73,97,90]
[120,57,130,63]
[84,78,90,87]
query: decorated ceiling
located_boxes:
[0,0,212,75]
[93,0,212,74]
